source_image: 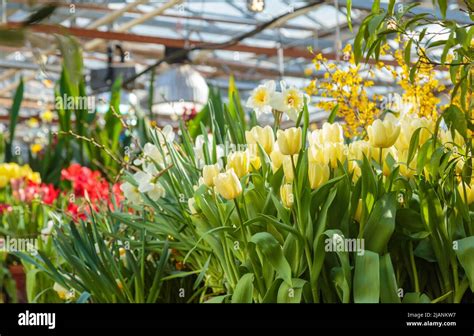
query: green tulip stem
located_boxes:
[408,241,420,293]
[379,148,383,172]
[234,199,248,249]
[234,198,265,300]
[213,190,238,288]
[290,154,316,302]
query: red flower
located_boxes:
[66,203,87,221]
[60,164,124,218]
[0,203,12,215]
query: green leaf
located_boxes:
[231,273,254,303]
[346,0,353,32]
[407,127,422,165]
[454,236,474,291]
[380,253,401,303]
[354,250,380,303]
[363,192,397,254]
[404,39,412,66]
[277,278,307,303]
[250,232,292,286]
[5,78,24,161]
[328,104,339,124]
[438,0,447,18]
[443,104,467,138]
[402,292,431,303]
[205,295,231,303]
[76,292,91,303]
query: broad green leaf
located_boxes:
[363,192,397,254]
[250,232,292,286]
[354,250,380,303]
[380,254,401,303]
[231,273,254,303]
[454,236,474,291]
[277,278,307,303]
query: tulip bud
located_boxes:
[308,162,329,189]
[277,127,302,155]
[280,183,294,208]
[214,169,242,200]
[226,151,250,178]
[245,125,274,154]
[367,114,400,148]
[202,164,220,187]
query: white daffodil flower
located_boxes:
[143,143,164,164]
[271,81,308,121]
[120,181,141,204]
[246,80,276,118]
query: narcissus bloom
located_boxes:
[280,183,294,208]
[367,114,400,148]
[120,182,141,204]
[202,164,220,187]
[271,82,308,121]
[214,169,242,200]
[245,125,274,154]
[277,127,302,156]
[246,80,276,117]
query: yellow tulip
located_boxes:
[245,125,274,154]
[248,152,262,171]
[0,176,7,188]
[351,162,362,182]
[308,162,329,189]
[354,199,363,222]
[270,144,285,172]
[372,147,398,176]
[348,140,371,161]
[395,115,434,151]
[397,149,416,179]
[367,114,400,148]
[226,151,250,178]
[282,155,298,183]
[202,164,220,187]
[322,142,347,169]
[308,122,344,146]
[30,143,43,154]
[458,182,474,205]
[28,172,42,184]
[280,183,294,208]
[277,127,302,155]
[214,169,242,200]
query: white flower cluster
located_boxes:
[245,80,309,121]
[120,126,176,204]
